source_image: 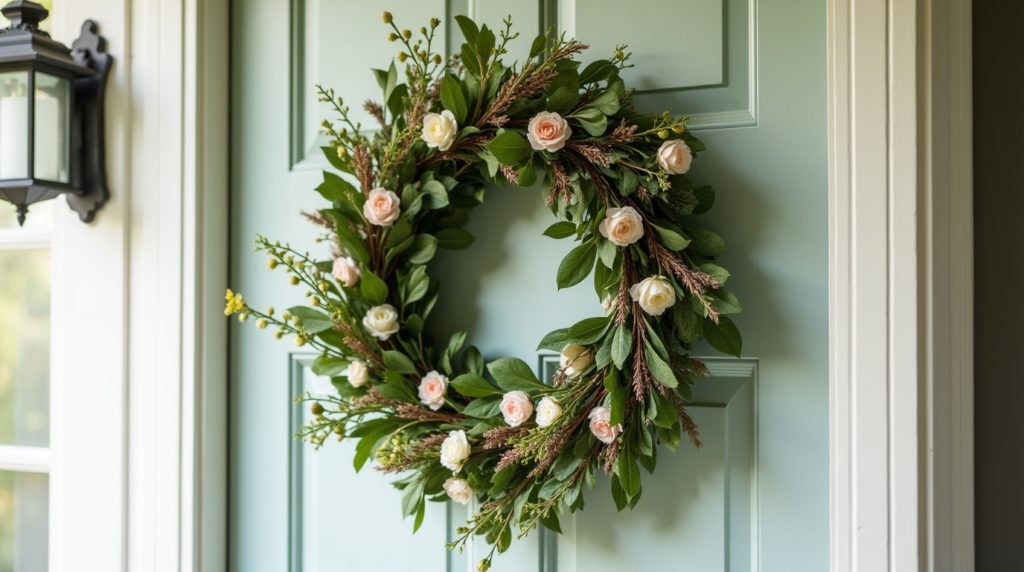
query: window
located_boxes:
[0,200,53,569]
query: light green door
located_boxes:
[230,1,827,571]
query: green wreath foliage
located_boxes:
[226,12,742,569]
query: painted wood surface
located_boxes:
[230,1,827,570]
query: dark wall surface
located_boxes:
[974,1,1024,569]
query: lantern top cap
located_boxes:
[1,1,50,37]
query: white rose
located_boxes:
[440,429,470,473]
[418,370,449,411]
[629,275,676,316]
[499,390,534,427]
[421,110,458,151]
[362,304,400,340]
[527,111,572,152]
[443,478,474,505]
[588,406,623,444]
[657,139,693,175]
[363,187,402,226]
[560,344,595,377]
[535,397,563,428]
[346,359,368,388]
[598,206,645,247]
[332,256,362,287]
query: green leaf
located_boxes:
[529,34,547,59]
[317,171,359,203]
[383,350,418,375]
[408,234,439,264]
[454,15,480,45]
[487,131,532,166]
[435,228,475,250]
[287,307,334,334]
[487,357,545,393]
[692,185,716,214]
[412,498,426,533]
[406,314,424,336]
[543,221,576,239]
[651,224,691,251]
[573,108,607,136]
[610,476,629,511]
[451,373,502,398]
[644,341,678,388]
[566,316,611,345]
[517,161,537,187]
[335,222,370,263]
[710,287,742,314]
[579,60,615,84]
[462,396,502,418]
[386,216,413,248]
[440,74,468,125]
[360,270,389,304]
[699,263,730,285]
[657,421,681,452]
[401,478,425,518]
[556,241,597,290]
[546,86,580,115]
[541,512,562,534]
[611,323,632,369]
[617,168,638,195]
[583,90,620,115]
[604,367,627,426]
[685,225,726,257]
[404,266,429,304]
[598,237,618,268]
[552,452,584,481]
[421,180,449,209]
[673,303,702,344]
[311,355,349,377]
[703,315,743,357]
[537,328,571,352]
[321,146,353,175]
[615,452,641,498]
[462,345,484,376]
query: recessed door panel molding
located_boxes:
[549,357,758,572]
[558,0,755,129]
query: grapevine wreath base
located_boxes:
[226,12,742,570]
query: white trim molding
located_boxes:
[50,0,229,571]
[828,0,973,571]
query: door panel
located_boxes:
[231,0,827,570]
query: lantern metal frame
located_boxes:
[0,1,111,225]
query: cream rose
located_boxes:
[440,429,470,473]
[346,359,368,388]
[598,206,645,247]
[500,391,534,427]
[535,397,564,428]
[362,304,400,340]
[560,344,595,377]
[588,406,623,444]
[657,139,693,175]
[527,111,572,152]
[421,110,458,151]
[363,187,401,226]
[443,478,473,505]
[418,370,449,411]
[332,256,362,287]
[629,275,676,316]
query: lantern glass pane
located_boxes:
[34,73,70,183]
[0,72,30,180]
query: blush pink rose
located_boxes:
[363,187,401,226]
[500,390,534,427]
[527,111,572,152]
[331,256,361,287]
[657,139,693,175]
[418,370,448,411]
[588,406,623,444]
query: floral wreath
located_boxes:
[226,12,742,570]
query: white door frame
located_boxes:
[47,0,974,570]
[828,0,974,570]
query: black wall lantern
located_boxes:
[0,1,111,225]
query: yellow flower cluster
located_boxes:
[224,289,246,316]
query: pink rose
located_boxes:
[331,256,361,287]
[500,390,534,427]
[598,206,645,247]
[527,111,572,152]
[588,407,622,444]
[657,139,692,175]
[363,187,401,226]
[418,370,448,411]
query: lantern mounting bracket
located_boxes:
[67,20,110,223]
